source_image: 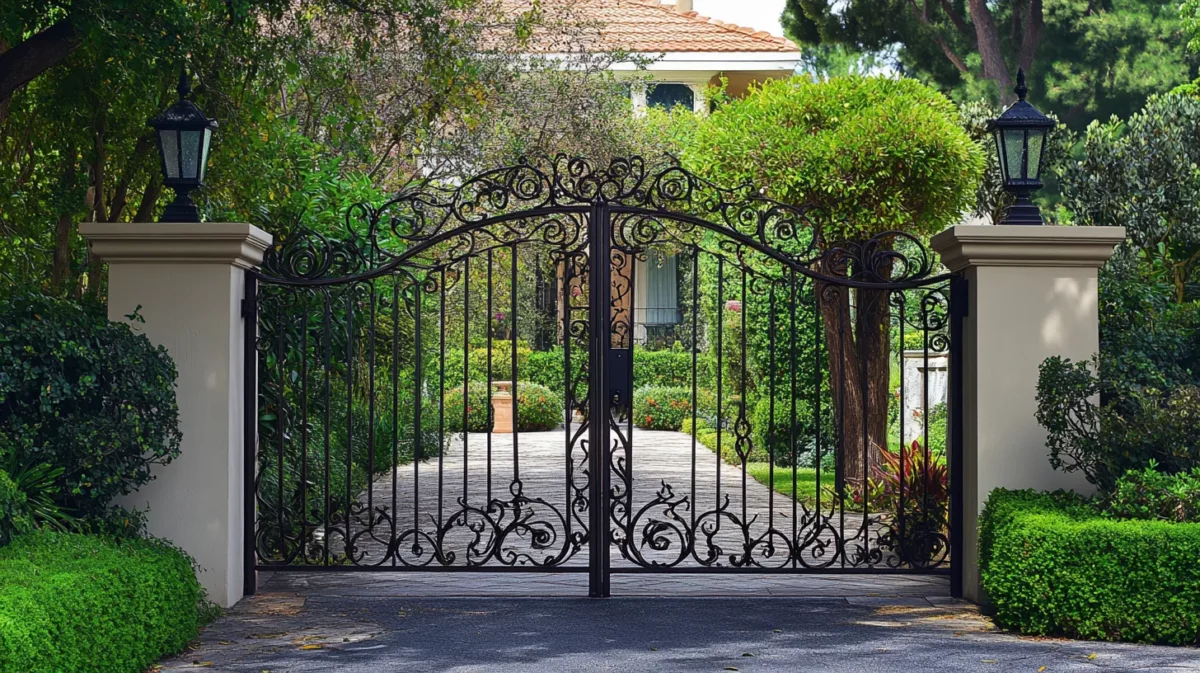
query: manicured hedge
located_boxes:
[0,531,205,673]
[980,489,1200,645]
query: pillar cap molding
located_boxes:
[79,222,273,270]
[931,225,1126,272]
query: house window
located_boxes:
[642,254,679,325]
[647,84,694,111]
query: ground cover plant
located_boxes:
[0,531,209,673]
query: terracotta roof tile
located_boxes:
[508,0,799,53]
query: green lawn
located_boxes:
[743,462,820,505]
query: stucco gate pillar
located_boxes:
[79,222,272,608]
[931,225,1125,603]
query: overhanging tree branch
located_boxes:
[0,19,82,106]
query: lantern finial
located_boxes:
[177,67,191,101]
[1014,69,1027,102]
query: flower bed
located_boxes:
[0,531,207,672]
[980,488,1200,645]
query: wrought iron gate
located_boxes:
[244,156,964,597]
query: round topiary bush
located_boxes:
[444,381,564,433]
[0,293,182,519]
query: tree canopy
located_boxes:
[685,76,983,244]
[784,0,1198,129]
[0,0,666,297]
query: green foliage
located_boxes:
[632,386,715,432]
[443,382,563,433]
[979,488,1200,645]
[1104,463,1200,523]
[0,531,204,672]
[0,455,70,545]
[1063,94,1200,303]
[786,0,1197,130]
[0,293,181,518]
[633,344,714,389]
[687,76,983,244]
[750,393,816,468]
[1037,359,1200,491]
[524,348,567,390]
[871,440,949,566]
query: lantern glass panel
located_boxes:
[199,128,213,181]
[159,130,180,179]
[1003,128,1027,181]
[1026,128,1045,180]
[992,129,1008,182]
[181,130,202,179]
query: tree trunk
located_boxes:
[0,19,81,108]
[51,212,73,292]
[816,251,894,496]
[967,0,1014,103]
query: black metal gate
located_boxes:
[244,157,964,597]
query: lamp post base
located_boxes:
[160,187,199,223]
[999,193,1044,225]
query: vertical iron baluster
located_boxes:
[834,285,847,567]
[690,249,699,542]
[367,281,377,542]
[322,290,332,566]
[413,283,422,538]
[922,291,932,563]
[510,244,520,486]
[898,292,907,566]
[789,269,798,568]
[486,250,493,504]
[625,250,636,525]
[438,269,446,532]
[299,297,309,563]
[859,289,870,551]
[344,290,354,561]
[463,258,470,505]
[276,292,287,561]
[767,283,776,537]
[715,257,724,530]
[391,282,399,566]
[740,270,748,529]
[562,246,572,543]
[812,278,821,537]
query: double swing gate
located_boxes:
[245,156,964,597]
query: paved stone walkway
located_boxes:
[335,426,899,570]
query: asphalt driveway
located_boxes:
[157,574,1200,672]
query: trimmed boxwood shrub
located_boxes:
[0,531,206,672]
[444,382,563,432]
[980,488,1200,645]
[0,294,181,519]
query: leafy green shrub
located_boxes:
[524,348,566,390]
[633,345,714,389]
[980,488,1200,645]
[0,294,181,519]
[750,394,818,467]
[1104,463,1200,523]
[632,385,716,431]
[0,531,205,672]
[444,382,563,433]
[1037,356,1200,490]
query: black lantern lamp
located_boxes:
[988,69,1055,225]
[149,69,217,222]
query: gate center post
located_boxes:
[587,203,613,597]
